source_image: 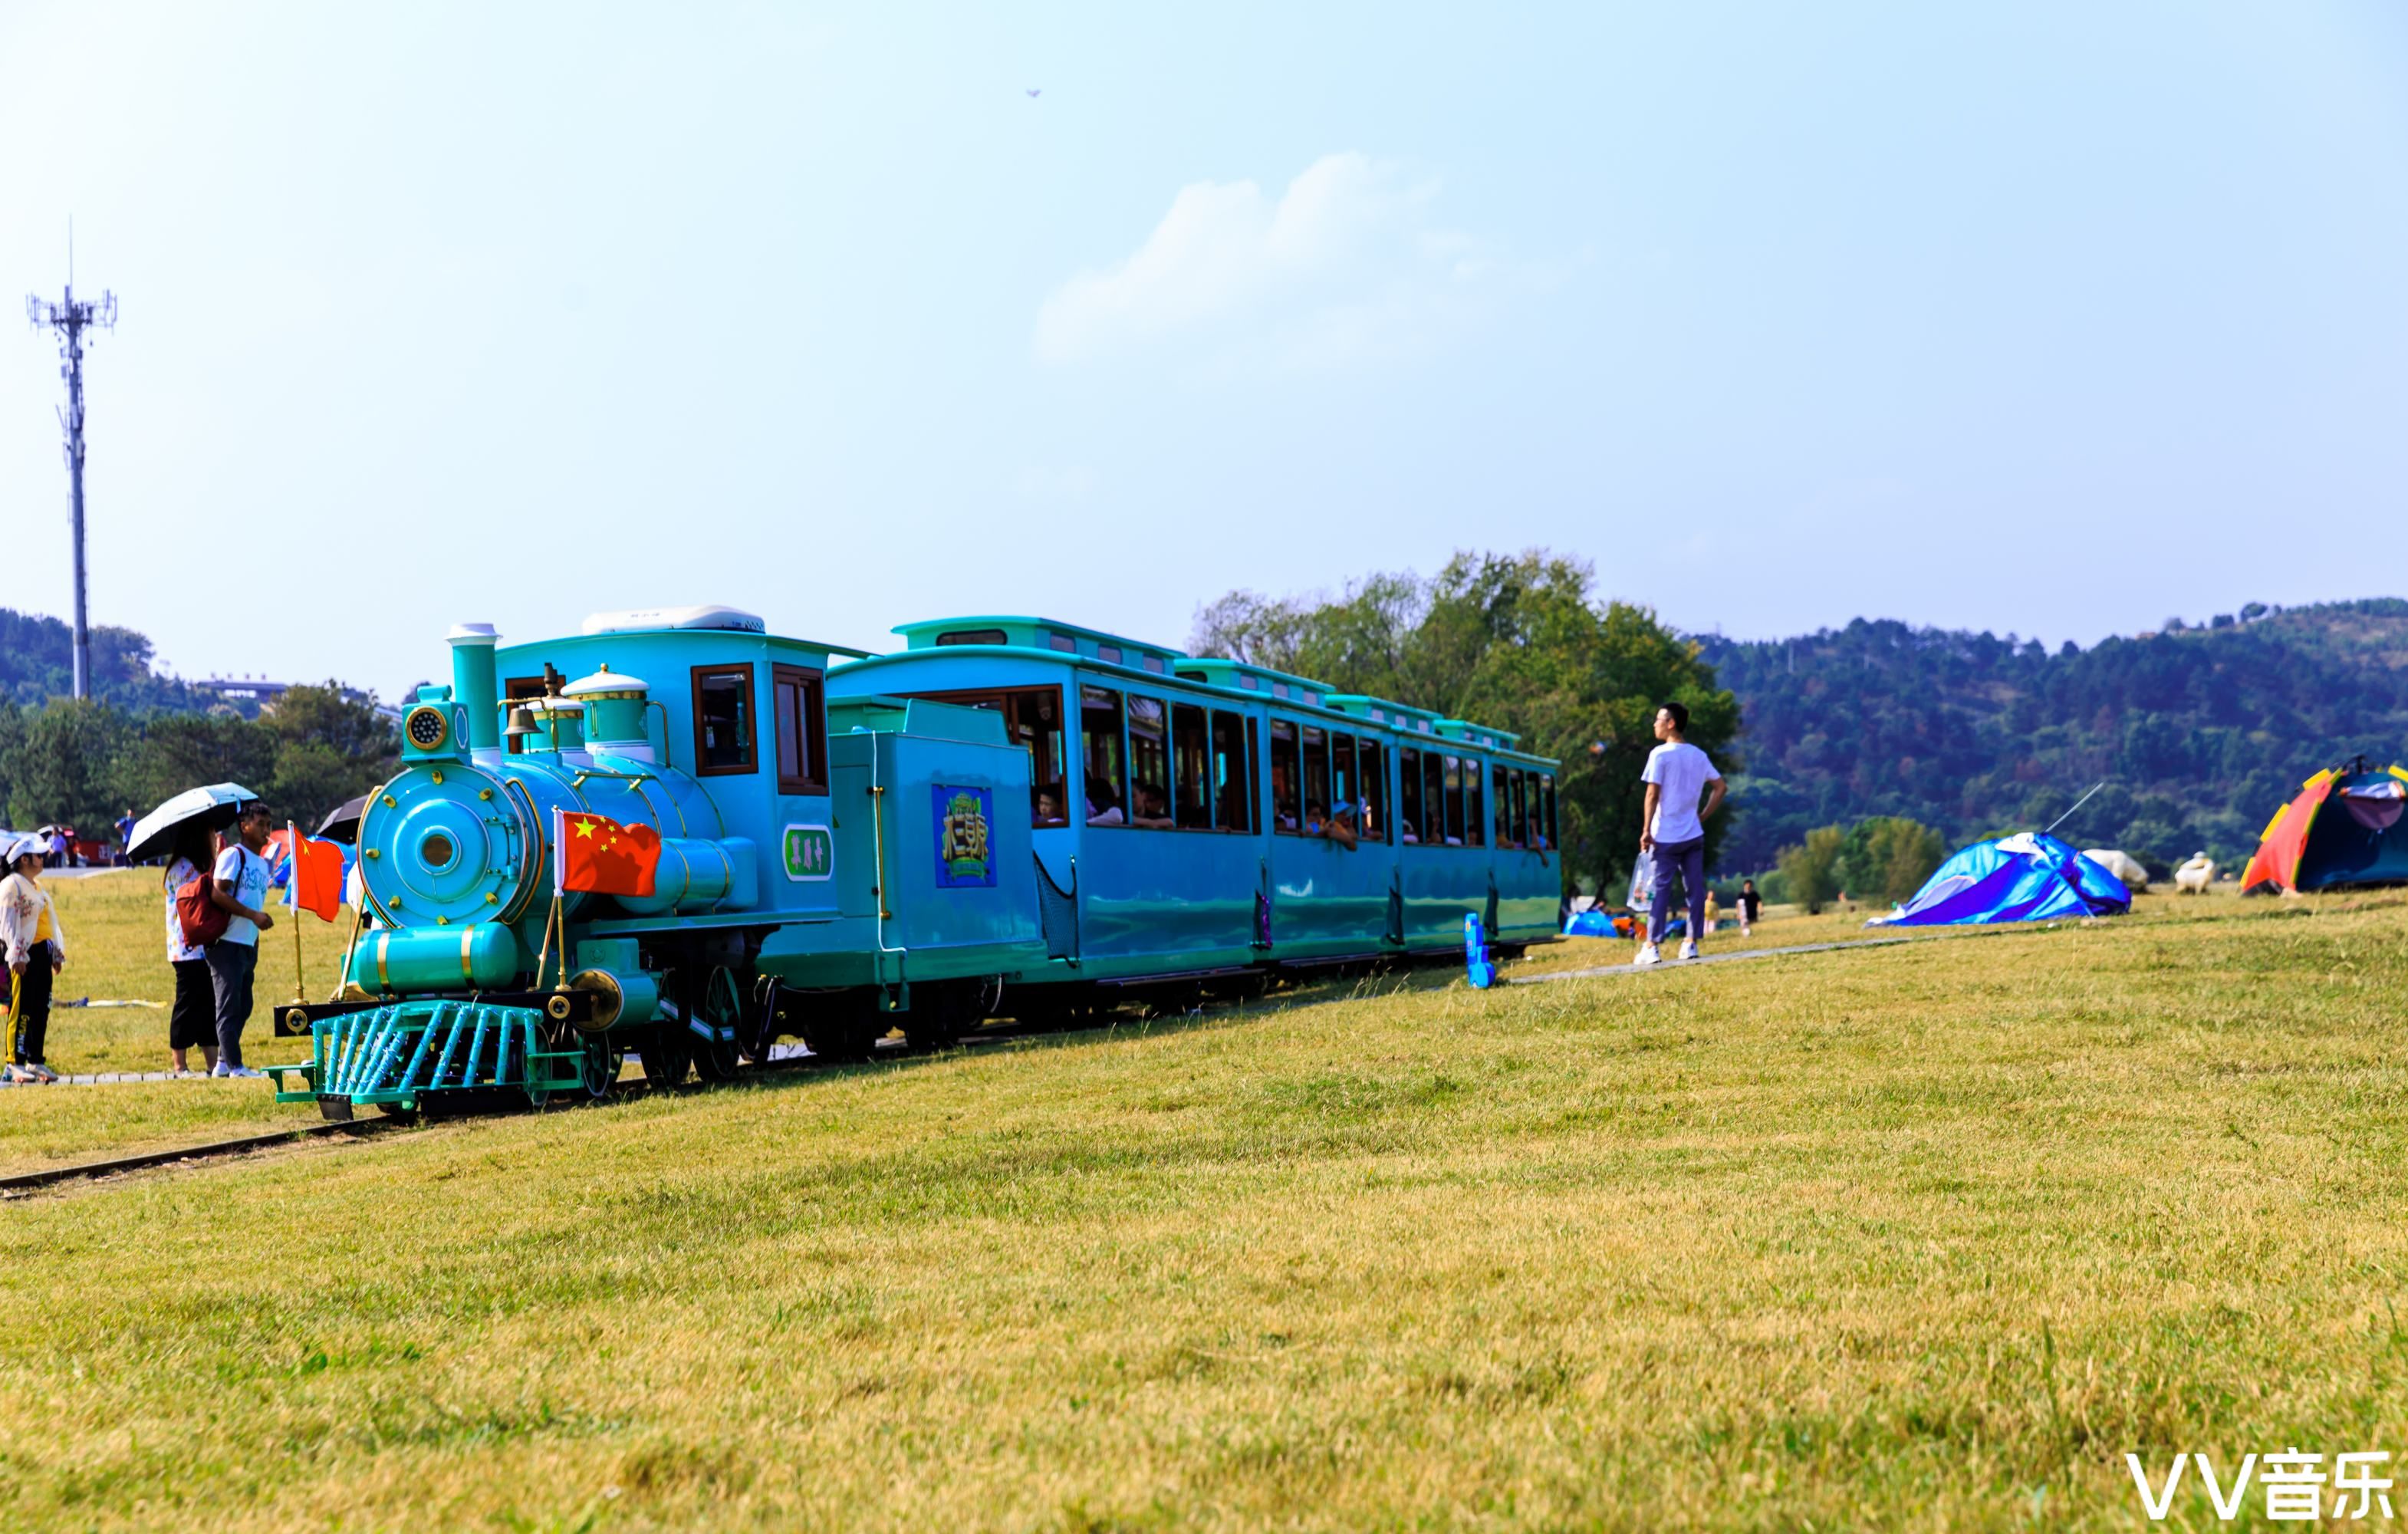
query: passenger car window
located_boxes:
[1127,695,1174,828]
[1301,726,1331,831]
[1442,755,1466,844]
[1212,711,1252,833]
[1492,765,1515,848]
[897,686,1068,826]
[1423,751,1448,844]
[1539,773,1557,849]
[1269,720,1302,834]
[1462,756,1485,847]
[1172,703,1212,830]
[1399,747,1423,844]
[691,664,756,775]
[1359,739,1387,842]
[771,664,827,794]
[1081,686,1127,826]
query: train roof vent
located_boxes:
[581,604,765,635]
[562,666,650,699]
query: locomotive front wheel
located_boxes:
[692,966,746,1081]
[579,1035,625,1099]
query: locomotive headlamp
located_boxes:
[405,706,450,752]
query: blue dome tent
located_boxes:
[1875,831,2131,926]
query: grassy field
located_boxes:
[2,884,2403,1530]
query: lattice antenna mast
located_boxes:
[26,258,117,700]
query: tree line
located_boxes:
[0,687,399,842]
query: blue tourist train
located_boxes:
[269,605,1561,1115]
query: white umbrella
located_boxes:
[125,783,260,862]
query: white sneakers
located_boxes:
[1633,941,1702,967]
[215,1065,265,1079]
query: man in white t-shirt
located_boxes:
[1635,701,1725,966]
[205,803,278,1078]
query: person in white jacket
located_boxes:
[2,835,67,1083]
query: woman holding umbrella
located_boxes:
[163,825,217,1075]
[2,835,67,1083]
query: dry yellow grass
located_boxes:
[1,887,2400,1531]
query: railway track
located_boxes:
[0,1001,1197,1196]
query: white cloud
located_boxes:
[1035,152,1502,370]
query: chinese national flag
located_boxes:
[553,808,663,897]
[286,823,345,923]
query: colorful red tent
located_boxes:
[2242,759,2408,894]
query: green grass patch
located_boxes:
[2,890,2404,1529]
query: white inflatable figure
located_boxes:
[2173,853,2216,894]
[2082,848,2150,889]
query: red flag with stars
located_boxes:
[551,807,663,897]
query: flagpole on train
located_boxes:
[287,821,307,1003]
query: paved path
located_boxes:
[1511,934,1919,984]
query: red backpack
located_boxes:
[176,857,232,950]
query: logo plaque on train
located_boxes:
[932,785,995,887]
[782,823,834,881]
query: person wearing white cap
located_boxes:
[2,835,67,1083]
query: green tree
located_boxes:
[1192,551,1739,898]
[262,683,399,829]
[4,699,130,830]
[1777,825,1845,914]
[113,713,281,821]
[1837,816,1949,906]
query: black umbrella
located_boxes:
[316,794,370,845]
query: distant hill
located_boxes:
[1698,599,2408,874]
[0,607,206,712]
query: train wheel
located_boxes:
[578,1034,625,1099]
[643,1020,694,1089]
[901,981,976,1053]
[800,992,881,1063]
[692,966,746,1081]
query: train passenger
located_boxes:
[1130,785,1175,828]
[1085,786,1124,826]
[1034,791,1067,828]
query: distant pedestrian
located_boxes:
[1738,878,1762,937]
[114,808,137,865]
[206,804,277,1079]
[1634,702,1725,966]
[2,836,67,1083]
[47,827,71,868]
[164,828,218,1077]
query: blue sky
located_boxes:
[4,2,2403,699]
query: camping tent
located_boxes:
[2242,759,2408,894]
[1875,831,2131,926]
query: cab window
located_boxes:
[771,664,827,794]
[1301,726,1331,831]
[1212,711,1253,832]
[1359,739,1387,842]
[1172,703,1212,830]
[1081,686,1127,826]
[1128,695,1174,828]
[1462,757,1485,848]
[1399,746,1424,844]
[1269,720,1302,834]
[691,664,756,775]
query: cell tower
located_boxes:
[26,250,117,701]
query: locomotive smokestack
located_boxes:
[446,623,501,765]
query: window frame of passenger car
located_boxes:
[689,662,759,777]
[1358,738,1389,843]
[1171,700,1213,831]
[1212,710,1254,834]
[1080,683,1130,828]
[1268,717,1304,834]
[770,662,828,795]
[1127,693,1176,828]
